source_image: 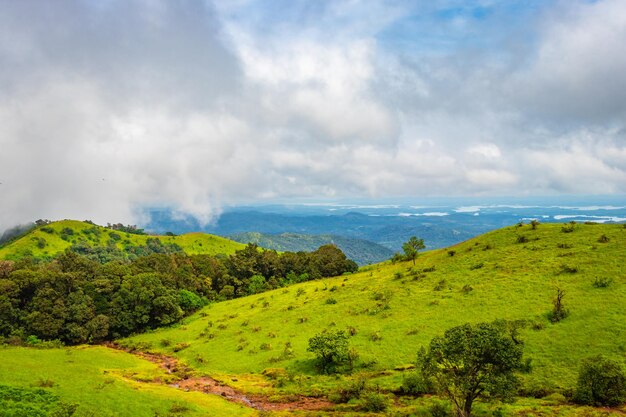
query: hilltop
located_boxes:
[0,219,245,260]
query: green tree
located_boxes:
[402,236,425,265]
[307,330,350,374]
[419,322,524,417]
[574,355,626,407]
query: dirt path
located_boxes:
[103,342,333,412]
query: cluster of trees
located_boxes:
[0,243,357,345]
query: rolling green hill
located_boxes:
[0,220,245,260]
[2,222,626,416]
[119,223,626,409]
[229,231,394,265]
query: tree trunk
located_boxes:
[462,397,474,417]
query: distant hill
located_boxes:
[229,231,394,265]
[0,220,245,260]
[148,209,480,251]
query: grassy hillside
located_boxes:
[0,220,245,260]
[0,346,255,417]
[230,231,394,265]
[122,222,626,395]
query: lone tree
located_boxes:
[307,330,350,374]
[419,322,524,417]
[402,236,425,265]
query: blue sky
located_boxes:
[0,0,625,229]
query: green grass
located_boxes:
[0,345,256,417]
[122,223,626,395]
[0,220,245,260]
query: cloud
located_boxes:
[1,0,625,232]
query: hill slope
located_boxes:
[229,231,394,265]
[124,222,626,393]
[0,220,245,260]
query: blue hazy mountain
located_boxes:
[146,197,626,263]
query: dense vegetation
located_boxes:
[0,222,357,345]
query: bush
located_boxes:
[331,377,366,403]
[307,330,350,374]
[359,391,388,412]
[401,372,432,395]
[429,401,451,417]
[598,234,610,243]
[574,355,626,406]
[548,287,568,323]
[593,277,612,288]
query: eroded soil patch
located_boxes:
[104,342,333,412]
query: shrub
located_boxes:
[401,372,432,395]
[325,298,337,305]
[359,391,388,412]
[469,262,484,270]
[516,235,529,244]
[598,234,610,243]
[593,277,612,288]
[332,377,366,403]
[307,330,350,374]
[548,287,568,323]
[561,224,575,233]
[573,355,626,407]
[434,280,446,291]
[173,342,190,352]
[461,284,473,294]
[447,250,456,257]
[370,331,382,342]
[429,401,451,417]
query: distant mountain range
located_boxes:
[146,198,626,261]
[229,231,394,265]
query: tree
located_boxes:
[574,355,626,407]
[402,236,425,265]
[419,322,524,417]
[307,330,351,374]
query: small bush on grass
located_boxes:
[429,401,451,417]
[359,391,389,412]
[574,356,626,407]
[331,376,367,403]
[401,372,433,395]
[548,287,568,323]
[593,277,612,288]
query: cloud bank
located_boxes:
[1,0,625,230]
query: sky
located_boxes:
[1,0,625,230]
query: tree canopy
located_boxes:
[419,322,524,417]
[402,236,425,265]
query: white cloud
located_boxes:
[1,0,625,232]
